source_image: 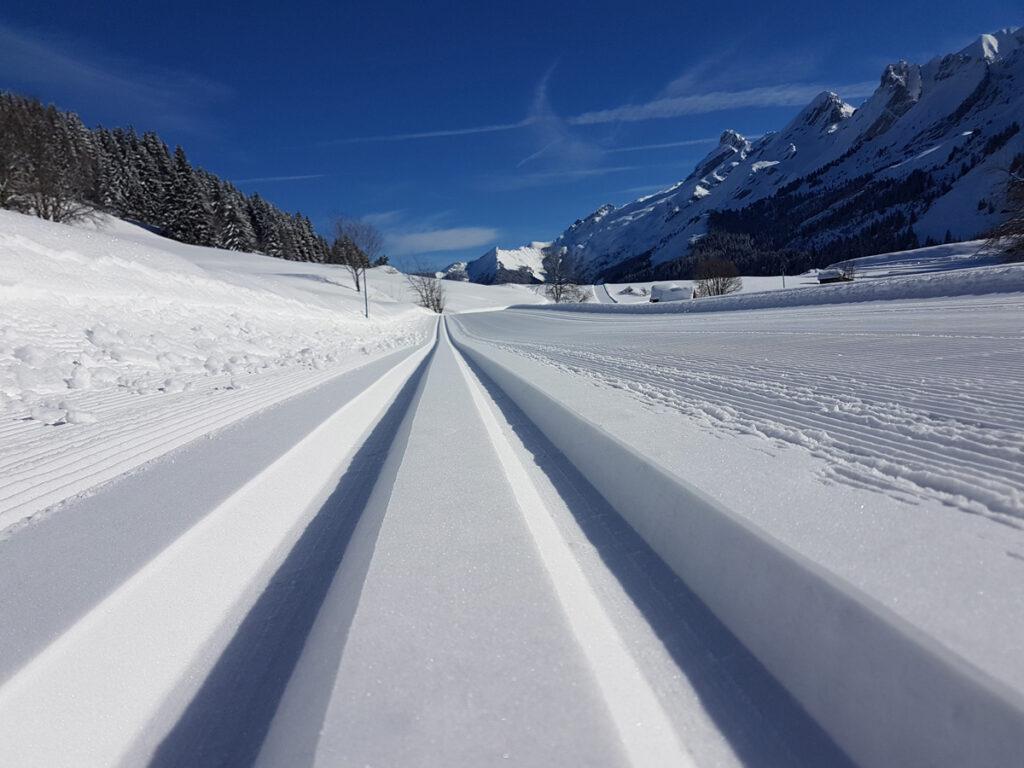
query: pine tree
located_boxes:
[163,146,212,245]
[213,181,257,252]
[248,193,284,257]
[138,132,174,227]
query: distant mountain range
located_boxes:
[457,28,1024,283]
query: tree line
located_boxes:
[0,91,329,262]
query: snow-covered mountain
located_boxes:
[555,29,1024,281]
[450,241,550,284]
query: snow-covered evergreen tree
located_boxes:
[137,132,173,227]
[163,146,212,245]
[213,181,257,252]
[248,193,284,257]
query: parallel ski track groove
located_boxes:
[457,318,1024,521]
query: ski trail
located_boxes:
[458,298,1024,523]
[0,332,436,768]
[448,318,694,768]
[0,340,429,536]
[260,317,632,766]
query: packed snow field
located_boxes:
[1,212,1023,766]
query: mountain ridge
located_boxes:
[552,29,1024,286]
[538,28,1024,282]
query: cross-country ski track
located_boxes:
[1,295,1023,767]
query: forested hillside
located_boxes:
[0,92,328,262]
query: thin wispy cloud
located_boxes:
[362,210,405,227]
[361,210,499,257]
[233,173,326,184]
[615,182,681,196]
[568,81,876,125]
[660,47,743,97]
[516,139,562,168]
[387,226,499,255]
[511,66,606,171]
[321,119,536,145]
[0,22,229,131]
[661,44,828,97]
[327,70,876,145]
[486,164,669,192]
[605,137,720,154]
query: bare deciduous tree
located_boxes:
[5,101,96,223]
[987,164,1024,262]
[693,259,743,297]
[0,104,27,210]
[330,216,384,292]
[542,247,588,303]
[406,274,446,313]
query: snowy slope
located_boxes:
[460,241,550,284]
[0,211,542,531]
[555,29,1024,281]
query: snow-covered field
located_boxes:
[1,211,1022,766]
[594,240,1002,305]
[596,274,810,304]
[0,211,542,533]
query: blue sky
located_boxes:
[1,1,1020,269]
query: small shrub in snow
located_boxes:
[694,259,743,297]
[542,247,588,303]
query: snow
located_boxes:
[1,208,1021,764]
[0,210,541,532]
[258,324,686,767]
[649,283,690,303]
[463,241,549,284]
[449,289,1024,766]
[0,316,853,767]
[597,274,807,304]
[580,255,1024,313]
[0,337,435,767]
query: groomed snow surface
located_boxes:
[0,211,542,533]
[0,211,1022,766]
